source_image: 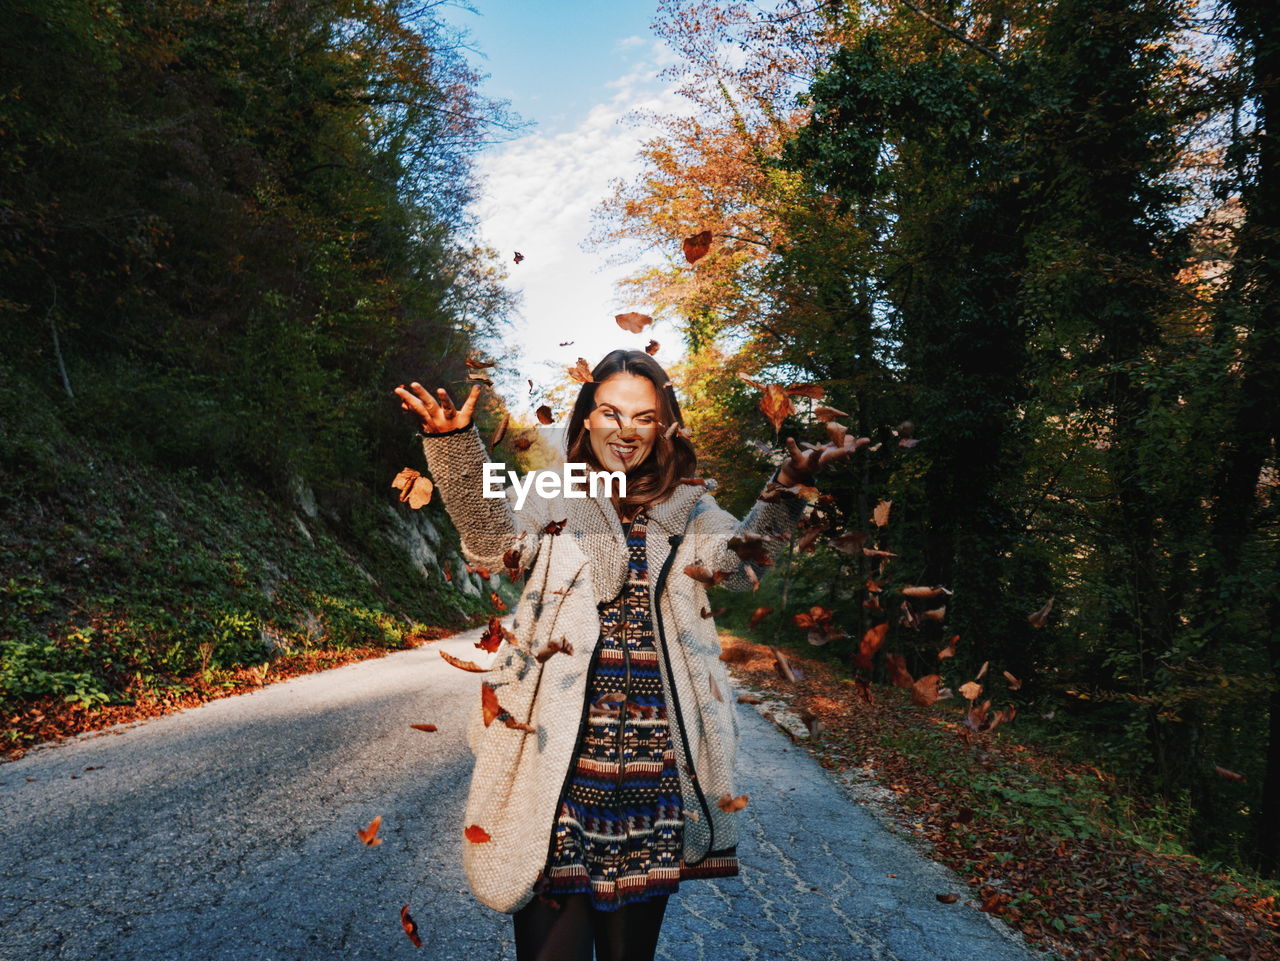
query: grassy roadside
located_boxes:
[0,429,508,762]
[717,630,1280,961]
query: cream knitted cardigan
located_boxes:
[421,423,807,911]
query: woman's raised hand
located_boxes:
[777,434,853,486]
[395,381,482,434]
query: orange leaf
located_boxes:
[357,815,383,846]
[400,904,423,947]
[936,893,959,904]
[872,499,892,527]
[408,723,438,732]
[490,413,509,448]
[684,564,729,586]
[959,681,983,701]
[481,682,502,726]
[853,622,889,672]
[911,674,943,707]
[1003,670,1022,691]
[1028,595,1054,627]
[439,650,490,673]
[614,311,653,333]
[884,652,914,689]
[937,634,960,660]
[716,793,749,812]
[535,404,554,425]
[749,606,773,628]
[1215,765,1247,782]
[682,229,713,264]
[391,468,433,509]
[645,339,660,355]
[464,824,491,843]
[567,358,594,383]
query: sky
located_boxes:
[438,1,694,412]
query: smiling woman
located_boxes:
[394,348,849,961]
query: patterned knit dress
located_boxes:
[531,505,739,911]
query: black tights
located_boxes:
[512,892,671,961]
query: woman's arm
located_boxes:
[687,463,811,592]
[420,423,548,575]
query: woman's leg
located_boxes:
[512,893,594,961]
[591,893,672,961]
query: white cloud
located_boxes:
[471,41,694,412]
[615,34,646,51]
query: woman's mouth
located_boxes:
[608,442,638,463]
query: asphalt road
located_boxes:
[0,624,1042,961]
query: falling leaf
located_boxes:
[543,518,568,535]
[490,414,509,448]
[829,531,868,555]
[513,251,525,264]
[559,340,574,346]
[700,606,727,619]
[770,645,804,682]
[717,793,749,812]
[709,674,725,702]
[535,404,554,425]
[567,358,593,383]
[357,815,383,846]
[439,650,491,673]
[465,562,492,580]
[748,607,773,628]
[854,622,890,672]
[911,674,943,707]
[391,468,434,509]
[645,339,660,355]
[937,634,960,660]
[901,585,949,598]
[860,547,901,563]
[1214,765,1246,782]
[783,382,824,400]
[409,723,438,732]
[513,435,534,452]
[959,681,983,701]
[1003,670,1022,691]
[758,385,794,434]
[872,500,892,527]
[465,357,495,369]
[615,311,653,333]
[737,694,762,704]
[976,660,990,680]
[798,707,825,739]
[1028,596,1054,627]
[400,905,423,948]
[936,893,959,904]
[813,405,849,422]
[683,229,713,263]
[464,824,491,843]
[728,532,773,566]
[491,591,507,611]
[476,617,506,654]
[535,638,574,663]
[884,652,914,690]
[919,606,946,623]
[443,560,452,582]
[684,564,729,586]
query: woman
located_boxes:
[395,349,847,961]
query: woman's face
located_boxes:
[586,372,660,474]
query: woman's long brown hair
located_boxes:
[564,349,697,514]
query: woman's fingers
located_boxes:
[436,387,457,420]
[458,383,482,420]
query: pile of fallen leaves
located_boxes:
[0,628,456,763]
[718,632,1279,961]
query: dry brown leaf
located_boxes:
[615,311,653,333]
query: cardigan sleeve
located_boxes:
[420,423,548,575]
[686,463,811,593]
